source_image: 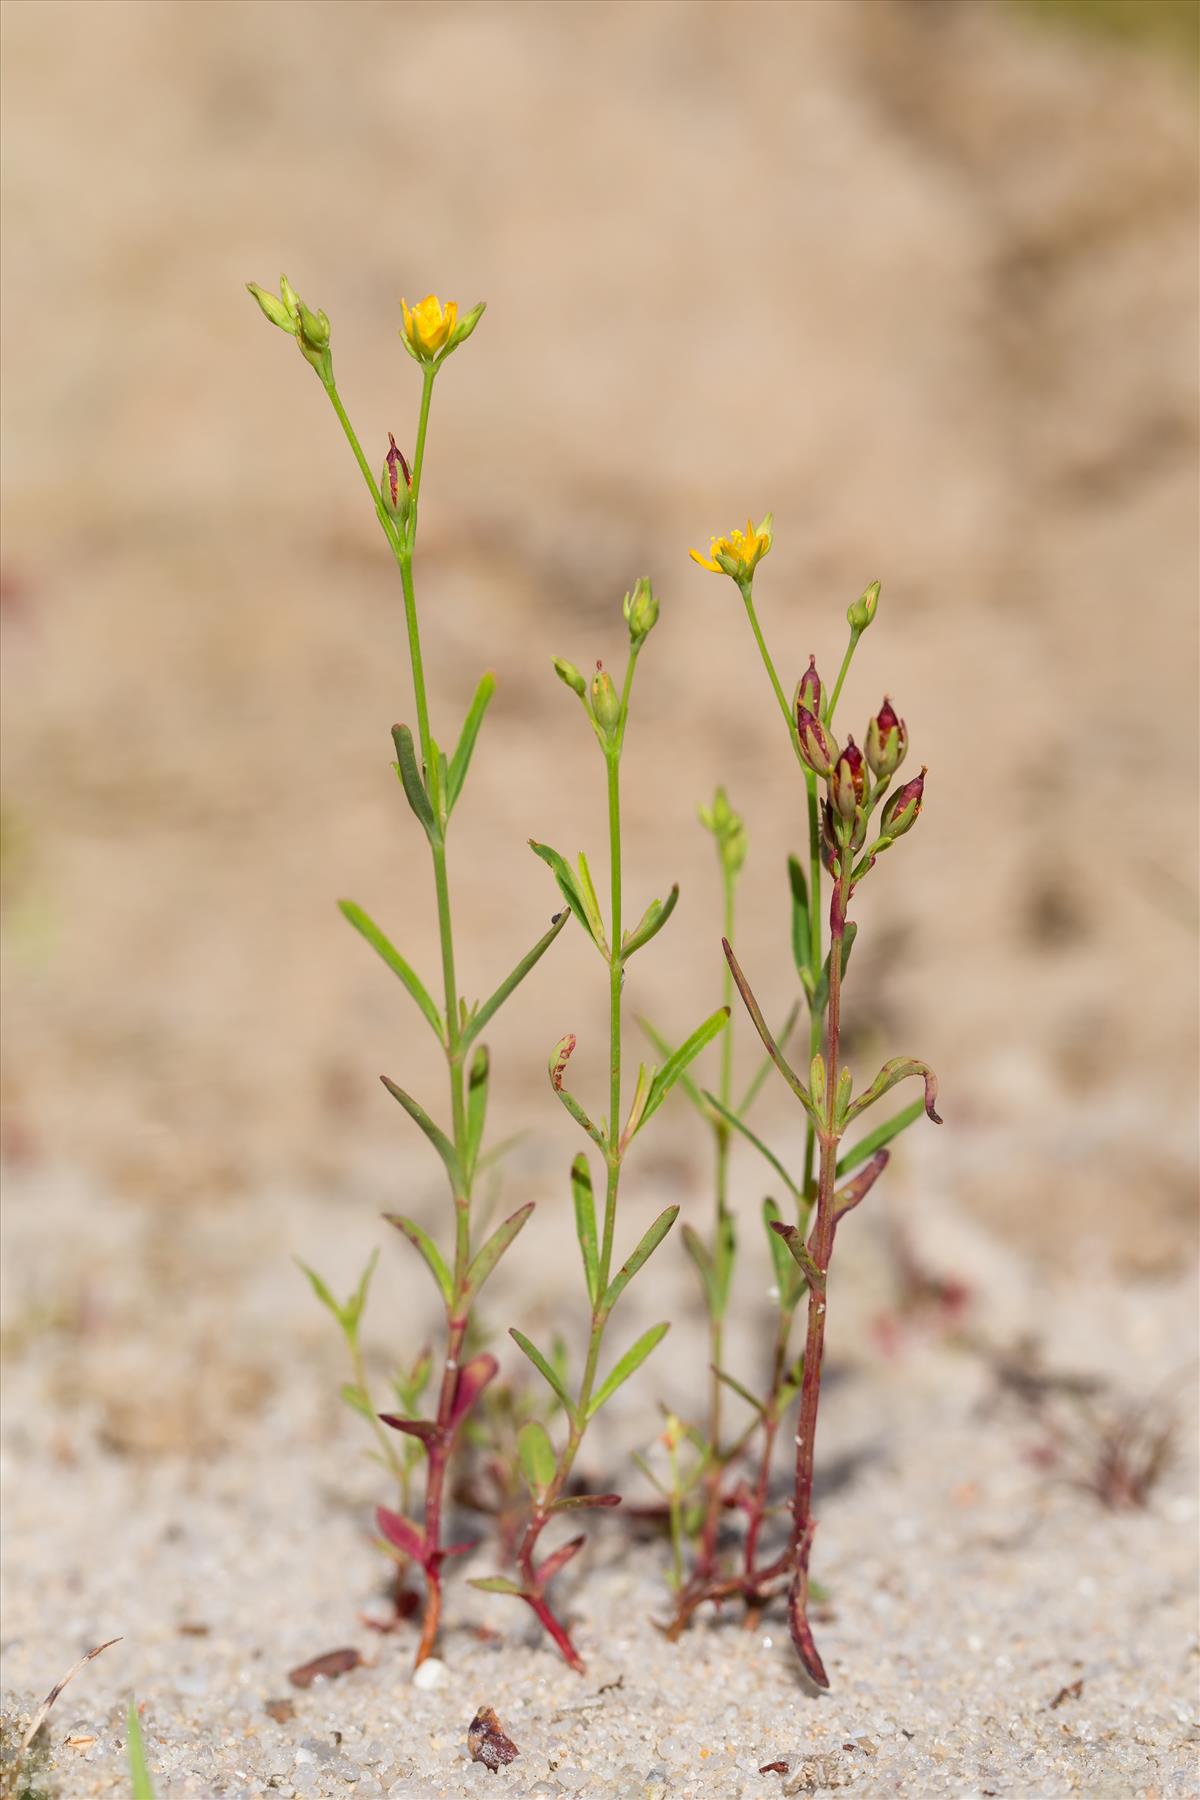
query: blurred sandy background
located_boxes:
[2,7,1200,1788]
[2,0,1197,1280]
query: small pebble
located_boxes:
[411,1657,448,1691]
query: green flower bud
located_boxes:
[298,302,330,351]
[699,786,747,877]
[847,579,880,633]
[246,281,298,333]
[279,274,302,323]
[591,663,622,738]
[553,657,587,698]
[623,577,660,646]
[796,704,839,779]
[447,300,487,350]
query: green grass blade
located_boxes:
[127,1703,155,1800]
[380,1076,462,1187]
[466,1201,535,1297]
[640,1007,730,1130]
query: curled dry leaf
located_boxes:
[467,1704,520,1771]
[286,1647,363,1688]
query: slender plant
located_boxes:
[245,279,569,1665]
[470,589,730,1671]
[639,793,804,1583]
[659,521,942,1688]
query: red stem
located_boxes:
[785,865,851,1689]
[413,1314,467,1666]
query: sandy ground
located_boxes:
[2,3,1198,1797]
[2,1153,1197,1798]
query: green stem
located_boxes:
[824,627,861,727]
[410,366,437,502]
[323,376,390,523]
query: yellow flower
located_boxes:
[401,294,459,360]
[688,514,773,581]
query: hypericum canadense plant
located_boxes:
[246,278,570,1666]
[656,526,943,1688]
[469,590,730,1671]
[637,789,806,1589]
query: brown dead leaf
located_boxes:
[287,1647,363,1688]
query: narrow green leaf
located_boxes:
[466,1200,534,1296]
[462,909,570,1049]
[844,1056,942,1127]
[571,1153,599,1307]
[447,672,496,812]
[788,854,809,977]
[574,850,607,944]
[587,1321,670,1418]
[680,1222,718,1313]
[620,1060,653,1146]
[762,1198,802,1305]
[391,724,438,843]
[550,1491,622,1513]
[632,1449,668,1497]
[385,1213,454,1307]
[636,1017,710,1120]
[529,840,602,949]
[603,1205,679,1312]
[713,1206,736,1316]
[837,1098,925,1175]
[338,902,444,1041]
[737,998,802,1115]
[712,1364,766,1418]
[640,1007,730,1132]
[622,883,680,960]
[769,1220,825,1294]
[340,1382,375,1421]
[703,1091,805,1206]
[722,939,820,1126]
[127,1703,155,1800]
[811,921,858,1017]
[426,733,446,827]
[380,1076,462,1187]
[465,1045,489,1182]
[468,1574,527,1597]
[548,1034,605,1146]
[517,1419,558,1498]
[510,1328,576,1420]
[295,1258,343,1326]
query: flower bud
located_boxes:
[865,696,907,778]
[298,301,330,351]
[699,786,747,877]
[381,433,413,523]
[829,738,865,821]
[246,281,298,333]
[591,663,622,737]
[879,767,926,840]
[447,300,487,350]
[623,577,660,646]
[847,579,880,633]
[795,654,822,717]
[795,703,839,779]
[553,657,587,698]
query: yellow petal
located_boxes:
[689,547,721,572]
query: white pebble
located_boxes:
[411,1656,448,1690]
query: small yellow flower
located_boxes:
[688,514,773,582]
[400,294,459,360]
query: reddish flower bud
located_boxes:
[382,433,413,523]
[866,696,908,778]
[880,767,926,840]
[796,654,822,717]
[829,737,866,821]
[820,799,839,873]
[795,703,838,778]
